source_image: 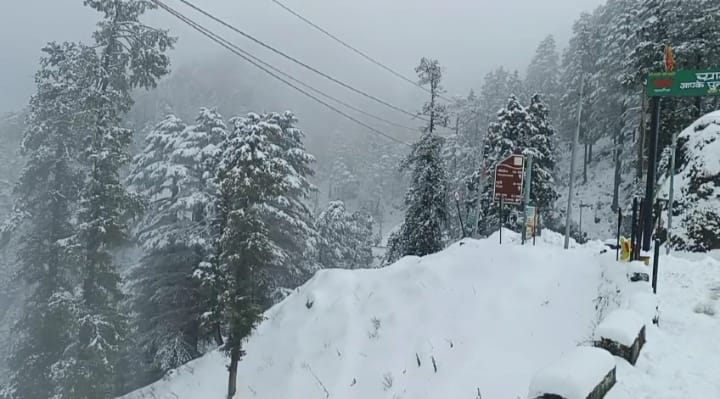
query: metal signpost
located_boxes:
[642,65,720,292]
[494,154,525,244]
[493,154,525,205]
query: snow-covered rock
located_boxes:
[528,346,616,399]
[595,309,645,347]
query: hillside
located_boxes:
[657,111,720,251]
[120,232,617,399]
[120,232,720,399]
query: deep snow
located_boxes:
[120,231,609,399]
[120,232,720,399]
[528,346,615,399]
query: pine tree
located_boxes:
[593,0,639,210]
[559,12,597,143]
[124,109,227,385]
[525,35,561,120]
[507,70,527,102]
[209,115,288,398]
[477,96,534,235]
[54,1,175,397]
[316,201,374,269]
[329,154,359,203]
[478,67,512,131]
[261,112,319,297]
[526,94,559,211]
[3,42,86,399]
[386,58,449,263]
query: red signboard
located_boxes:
[493,154,525,204]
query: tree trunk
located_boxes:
[214,323,224,346]
[227,347,239,398]
[588,143,593,163]
[612,128,623,212]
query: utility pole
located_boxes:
[522,155,533,244]
[666,131,677,254]
[564,76,584,249]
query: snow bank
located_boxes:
[120,232,610,399]
[528,346,615,399]
[658,111,720,251]
[595,309,645,347]
[628,292,658,323]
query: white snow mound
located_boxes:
[120,231,613,399]
[595,309,645,347]
[528,346,615,399]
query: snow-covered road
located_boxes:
[609,253,720,398]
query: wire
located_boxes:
[152,0,411,146]
[167,4,417,131]
[174,0,427,122]
[266,0,452,103]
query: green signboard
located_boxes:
[647,69,720,97]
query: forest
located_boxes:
[1,0,719,398]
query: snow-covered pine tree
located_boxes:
[261,112,319,297]
[478,67,512,132]
[125,109,227,386]
[476,95,534,235]
[209,115,287,398]
[507,70,527,102]
[55,1,175,397]
[316,201,374,269]
[525,35,561,120]
[386,58,449,263]
[2,42,87,399]
[329,153,359,203]
[593,0,639,211]
[526,94,559,211]
[558,12,597,144]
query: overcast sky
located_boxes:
[0,0,603,114]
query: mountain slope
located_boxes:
[120,232,612,399]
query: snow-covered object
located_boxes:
[595,309,645,347]
[120,232,607,399]
[659,111,720,251]
[628,292,658,323]
[528,346,615,399]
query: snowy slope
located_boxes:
[556,136,634,241]
[657,111,720,251]
[120,231,612,399]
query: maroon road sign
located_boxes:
[493,154,525,204]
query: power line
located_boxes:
[152,0,411,146]
[166,3,417,132]
[266,0,452,103]
[174,0,427,122]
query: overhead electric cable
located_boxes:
[175,0,427,121]
[152,0,411,146]
[266,0,453,103]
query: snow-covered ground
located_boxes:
[119,232,720,399]
[608,253,720,398]
[555,136,635,241]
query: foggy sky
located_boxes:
[0,0,603,114]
